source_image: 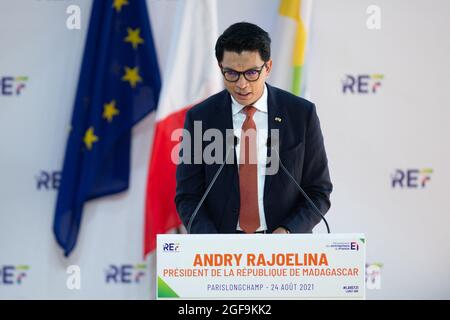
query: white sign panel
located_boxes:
[157,234,365,299]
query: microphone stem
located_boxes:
[273,147,331,233]
[187,143,235,234]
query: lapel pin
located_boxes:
[274,117,282,123]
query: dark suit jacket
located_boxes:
[175,83,332,233]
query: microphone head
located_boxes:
[267,136,279,148]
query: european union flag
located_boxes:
[54,0,161,256]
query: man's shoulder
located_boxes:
[186,89,229,119]
[267,84,315,112]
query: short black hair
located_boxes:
[215,22,271,63]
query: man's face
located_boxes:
[220,50,272,106]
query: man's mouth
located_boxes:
[236,92,251,99]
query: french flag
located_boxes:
[144,0,223,256]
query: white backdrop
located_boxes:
[0,0,449,299]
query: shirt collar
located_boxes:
[231,83,268,116]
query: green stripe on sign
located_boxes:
[292,65,303,96]
[157,276,179,298]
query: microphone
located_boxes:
[187,135,239,234]
[267,137,331,233]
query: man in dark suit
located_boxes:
[175,22,332,234]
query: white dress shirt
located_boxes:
[231,84,268,232]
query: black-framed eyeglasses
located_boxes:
[220,63,267,82]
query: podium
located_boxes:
[156,233,365,299]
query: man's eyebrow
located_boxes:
[222,66,259,71]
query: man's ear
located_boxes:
[265,59,273,74]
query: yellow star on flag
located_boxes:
[124,28,144,50]
[113,0,129,12]
[103,100,120,122]
[83,126,98,150]
[122,66,142,88]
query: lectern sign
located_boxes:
[157,234,365,299]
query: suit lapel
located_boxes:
[264,84,285,203]
[214,91,239,195]
[214,90,234,134]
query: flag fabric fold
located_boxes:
[270,0,312,96]
[54,0,161,256]
[144,0,223,256]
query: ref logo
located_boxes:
[0,265,30,285]
[342,74,383,94]
[36,170,61,190]
[1,76,28,96]
[391,168,433,189]
[163,242,180,252]
[105,264,146,284]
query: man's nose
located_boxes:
[236,74,249,88]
